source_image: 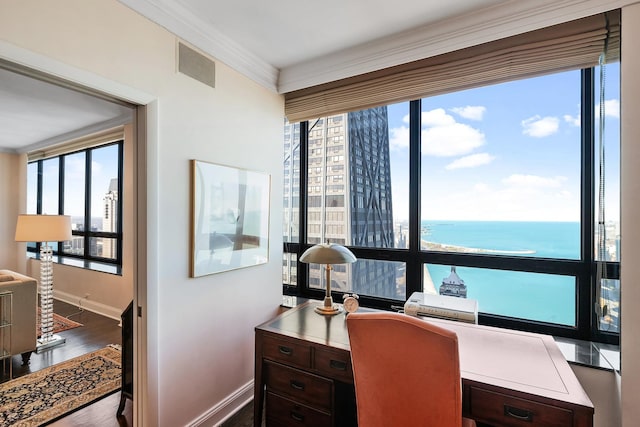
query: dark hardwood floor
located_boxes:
[1,299,133,426]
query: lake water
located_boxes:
[422,221,580,326]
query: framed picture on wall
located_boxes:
[190,160,271,277]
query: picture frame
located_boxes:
[190,160,271,277]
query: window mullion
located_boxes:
[406,100,422,298]
[298,121,310,294]
[84,149,93,258]
[580,68,596,340]
[116,141,124,266]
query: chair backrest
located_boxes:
[347,311,463,427]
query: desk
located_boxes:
[254,301,594,427]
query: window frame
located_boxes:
[283,68,619,345]
[28,141,124,273]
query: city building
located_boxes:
[102,178,118,259]
[285,107,400,298]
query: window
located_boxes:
[27,141,124,272]
[283,64,620,344]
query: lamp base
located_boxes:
[315,304,343,315]
[36,334,66,353]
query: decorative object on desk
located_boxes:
[343,293,360,314]
[190,160,271,277]
[0,345,121,426]
[36,307,83,337]
[300,242,357,315]
[15,214,72,352]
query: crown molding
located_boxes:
[118,0,279,91]
[17,114,133,154]
[278,0,633,93]
[118,0,635,95]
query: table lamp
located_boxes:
[15,214,72,351]
[300,242,357,315]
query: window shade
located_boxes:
[284,10,620,123]
[27,127,124,161]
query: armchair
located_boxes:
[0,270,37,364]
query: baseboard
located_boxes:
[52,289,122,321]
[187,380,254,427]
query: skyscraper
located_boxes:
[284,107,400,298]
[102,178,118,259]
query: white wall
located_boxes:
[620,3,640,427]
[0,1,284,426]
[572,365,622,427]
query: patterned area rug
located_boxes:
[36,308,83,337]
[0,346,121,426]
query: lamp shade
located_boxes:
[15,214,72,242]
[300,243,357,265]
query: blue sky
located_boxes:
[29,144,119,224]
[386,64,620,223]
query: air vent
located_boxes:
[178,42,215,89]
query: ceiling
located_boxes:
[1,0,621,153]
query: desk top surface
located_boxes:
[256,300,594,410]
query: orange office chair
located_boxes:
[346,312,476,427]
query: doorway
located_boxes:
[0,57,149,426]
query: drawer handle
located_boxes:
[290,411,305,422]
[290,380,305,391]
[504,405,533,422]
[278,345,293,356]
[330,359,348,371]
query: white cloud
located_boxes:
[502,174,566,188]
[91,160,103,175]
[596,99,620,119]
[445,153,495,170]
[564,114,580,127]
[521,115,560,137]
[450,106,486,121]
[389,125,410,149]
[421,109,485,156]
[473,183,490,192]
[565,99,619,127]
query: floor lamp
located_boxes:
[15,214,72,352]
[300,242,357,315]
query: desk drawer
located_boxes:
[314,347,353,384]
[266,392,331,427]
[265,361,333,411]
[262,335,311,369]
[469,386,573,427]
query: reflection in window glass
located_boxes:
[425,264,575,326]
[283,253,298,286]
[599,278,619,333]
[42,158,59,215]
[91,145,119,233]
[309,259,406,300]
[421,71,581,260]
[283,119,300,243]
[595,61,621,263]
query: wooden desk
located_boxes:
[254,301,594,427]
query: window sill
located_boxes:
[281,296,620,373]
[27,252,121,275]
[553,336,620,372]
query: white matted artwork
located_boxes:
[190,160,271,277]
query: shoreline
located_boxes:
[421,239,535,255]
